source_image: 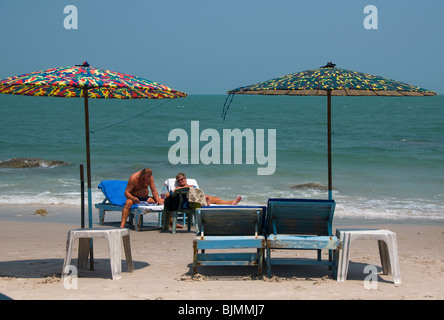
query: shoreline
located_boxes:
[0,204,443,227]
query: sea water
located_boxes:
[0,94,443,222]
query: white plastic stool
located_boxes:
[336,228,401,285]
[62,228,134,280]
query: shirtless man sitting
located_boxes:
[170,172,241,206]
[120,168,163,228]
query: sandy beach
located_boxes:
[0,205,443,302]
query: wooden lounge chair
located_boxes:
[265,198,341,278]
[193,206,266,276]
[95,180,163,231]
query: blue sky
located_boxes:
[1,0,443,94]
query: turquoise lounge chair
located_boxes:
[193,206,266,276]
[265,198,341,278]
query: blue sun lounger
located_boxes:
[95,180,164,231]
[193,206,266,276]
[265,198,341,278]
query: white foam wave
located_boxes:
[0,187,442,221]
[211,187,444,221]
[335,197,444,220]
[0,191,104,206]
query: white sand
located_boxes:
[0,206,443,300]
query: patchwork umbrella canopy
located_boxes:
[227,62,436,199]
[0,62,187,228]
[229,62,436,97]
[0,63,187,99]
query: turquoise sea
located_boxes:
[0,94,443,223]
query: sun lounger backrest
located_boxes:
[164,178,199,193]
[197,207,265,236]
[267,198,335,236]
[98,180,128,207]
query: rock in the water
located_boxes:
[0,158,68,168]
[34,209,48,216]
[290,183,329,191]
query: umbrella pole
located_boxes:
[83,87,94,270]
[83,87,93,227]
[327,89,332,200]
[80,164,85,228]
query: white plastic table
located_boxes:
[62,228,134,280]
[336,228,401,285]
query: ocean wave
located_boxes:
[0,158,69,168]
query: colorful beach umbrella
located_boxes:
[0,62,187,227]
[226,62,436,199]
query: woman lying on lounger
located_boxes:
[168,172,241,206]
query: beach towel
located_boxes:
[98,180,128,207]
[164,178,199,192]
